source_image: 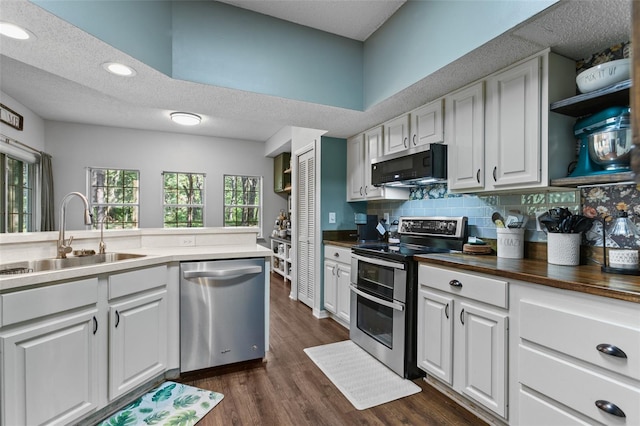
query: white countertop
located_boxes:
[0,244,272,293]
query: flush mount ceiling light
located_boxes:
[170,112,201,126]
[0,22,32,40]
[102,62,136,77]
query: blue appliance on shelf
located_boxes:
[569,106,632,177]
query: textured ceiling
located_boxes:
[0,0,633,145]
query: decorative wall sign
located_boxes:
[0,103,24,131]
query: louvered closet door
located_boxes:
[297,148,315,308]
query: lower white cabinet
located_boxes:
[0,265,169,426]
[417,264,509,419]
[323,245,351,326]
[514,282,640,425]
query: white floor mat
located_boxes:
[304,340,421,410]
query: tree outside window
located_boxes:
[163,172,205,228]
[1,153,34,233]
[224,175,261,232]
[88,168,139,229]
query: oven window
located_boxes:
[356,261,394,300]
[356,294,393,349]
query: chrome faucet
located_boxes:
[98,215,113,254]
[57,192,93,259]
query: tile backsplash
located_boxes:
[367,182,639,245]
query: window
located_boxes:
[88,167,139,229]
[224,175,261,231]
[163,171,205,227]
[1,153,35,232]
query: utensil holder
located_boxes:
[547,233,582,266]
[496,228,524,259]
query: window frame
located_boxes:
[223,174,263,237]
[162,171,206,228]
[86,167,140,229]
[1,151,37,233]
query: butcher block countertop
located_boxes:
[415,253,640,304]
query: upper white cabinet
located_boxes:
[445,82,486,191]
[447,50,576,193]
[346,127,407,202]
[383,114,411,156]
[410,99,444,149]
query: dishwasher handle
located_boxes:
[183,265,262,281]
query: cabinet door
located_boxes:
[1,309,100,426]
[486,57,541,189]
[417,288,453,384]
[346,134,365,201]
[336,264,351,324]
[383,115,410,156]
[446,82,485,191]
[411,99,444,148]
[109,289,167,400]
[324,260,337,314]
[363,127,384,199]
[459,301,508,418]
[297,148,316,307]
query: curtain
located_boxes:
[40,152,55,231]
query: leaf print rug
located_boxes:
[98,381,223,426]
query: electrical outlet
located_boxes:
[329,212,336,224]
[535,211,546,232]
[180,237,195,247]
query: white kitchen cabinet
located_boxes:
[323,244,351,327]
[0,278,100,426]
[410,99,444,149]
[108,266,168,400]
[447,50,575,193]
[417,264,509,419]
[270,236,292,283]
[346,127,408,202]
[383,114,411,156]
[513,282,640,425]
[446,81,485,191]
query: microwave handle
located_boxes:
[351,253,405,270]
[350,285,405,311]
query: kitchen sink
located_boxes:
[0,253,146,275]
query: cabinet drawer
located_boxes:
[519,388,594,426]
[418,265,508,308]
[519,345,640,425]
[109,265,167,300]
[0,278,98,327]
[520,300,640,381]
[324,245,352,265]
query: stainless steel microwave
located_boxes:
[371,143,447,187]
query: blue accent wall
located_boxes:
[33,0,173,76]
[362,0,556,108]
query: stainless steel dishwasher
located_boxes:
[180,258,265,372]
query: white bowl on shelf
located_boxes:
[576,58,630,93]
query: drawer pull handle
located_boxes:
[449,279,462,287]
[596,343,627,358]
[334,252,340,258]
[476,169,481,183]
[93,316,98,335]
[460,308,465,325]
[595,400,626,418]
[445,303,449,319]
[493,166,497,182]
[115,310,120,328]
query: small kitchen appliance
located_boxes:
[569,106,632,177]
[354,214,380,242]
[350,216,468,379]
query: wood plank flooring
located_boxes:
[180,273,486,425]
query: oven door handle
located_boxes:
[351,253,405,270]
[350,285,405,311]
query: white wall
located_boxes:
[43,121,286,238]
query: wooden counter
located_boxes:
[415,253,640,304]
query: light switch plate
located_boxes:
[329,212,336,224]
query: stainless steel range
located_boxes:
[350,216,468,379]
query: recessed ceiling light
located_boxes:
[0,22,32,40]
[102,62,136,77]
[170,112,201,126]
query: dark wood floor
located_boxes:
[181,273,486,425]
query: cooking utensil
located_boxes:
[492,212,505,228]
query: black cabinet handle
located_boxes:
[445,303,449,319]
[115,310,120,328]
[595,400,626,418]
[403,137,408,148]
[449,279,462,287]
[596,344,627,358]
[492,166,497,182]
[460,308,465,325]
[412,134,417,146]
[93,316,98,335]
[360,187,363,196]
[476,169,481,183]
